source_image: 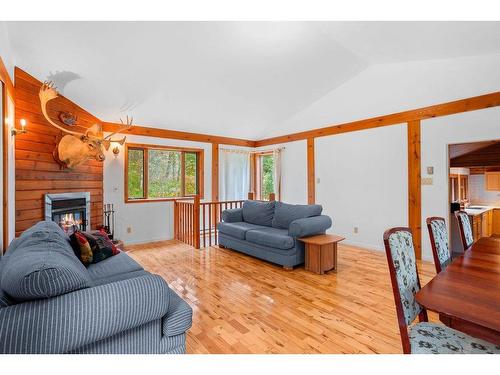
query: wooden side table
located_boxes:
[300,234,345,274]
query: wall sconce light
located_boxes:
[112,145,120,157]
[12,119,28,136]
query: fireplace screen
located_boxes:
[45,193,90,234]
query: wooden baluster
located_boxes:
[208,203,212,247]
[194,196,200,249]
[214,202,219,245]
[202,203,206,248]
[189,202,193,246]
[174,201,177,240]
[269,193,276,201]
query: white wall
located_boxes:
[103,135,212,245]
[274,54,500,138]
[315,124,408,251]
[421,106,500,259]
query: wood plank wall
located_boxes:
[14,68,103,236]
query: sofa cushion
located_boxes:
[217,222,263,240]
[245,227,295,250]
[0,221,91,301]
[272,202,322,229]
[92,269,149,286]
[87,251,143,281]
[242,200,276,227]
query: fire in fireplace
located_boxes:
[45,192,90,234]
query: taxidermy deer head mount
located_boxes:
[39,81,133,169]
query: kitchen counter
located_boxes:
[463,206,500,216]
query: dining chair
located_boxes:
[383,227,500,354]
[426,217,451,273]
[455,211,474,251]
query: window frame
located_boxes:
[124,143,204,203]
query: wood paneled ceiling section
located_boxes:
[450,141,500,168]
[15,68,103,235]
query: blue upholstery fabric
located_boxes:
[246,227,295,250]
[0,289,13,308]
[67,320,187,354]
[428,219,451,271]
[217,221,263,240]
[386,230,422,325]
[288,215,332,238]
[242,200,275,227]
[272,202,322,229]
[87,251,143,281]
[220,201,330,267]
[456,212,474,248]
[91,269,149,286]
[409,322,500,354]
[0,221,91,301]
[222,208,243,223]
[162,288,193,337]
[0,274,171,354]
[219,233,305,268]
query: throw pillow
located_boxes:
[90,229,120,256]
[242,200,276,227]
[70,231,94,266]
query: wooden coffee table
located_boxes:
[300,234,345,274]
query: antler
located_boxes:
[39,81,87,137]
[104,115,133,143]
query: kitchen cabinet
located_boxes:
[485,172,500,191]
[493,209,500,236]
[481,211,493,238]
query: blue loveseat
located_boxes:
[218,200,332,269]
[0,221,192,354]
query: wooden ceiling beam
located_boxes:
[255,91,500,147]
[102,122,257,148]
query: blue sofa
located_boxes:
[0,221,192,354]
[218,200,332,269]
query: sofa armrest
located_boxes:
[0,274,170,354]
[222,208,243,223]
[288,215,332,238]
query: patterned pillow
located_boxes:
[89,229,120,256]
[70,231,94,266]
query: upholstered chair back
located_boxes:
[426,217,451,274]
[383,228,423,325]
[455,211,473,250]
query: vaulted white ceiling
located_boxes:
[4,21,500,139]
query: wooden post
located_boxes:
[307,138,315,204]
[193,195,200,249]
[174,200,178,240]
[408,120,422,259]
[247,191,254,200]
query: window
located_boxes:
[252,152,275,200]
[125,144,203,202]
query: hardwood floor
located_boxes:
[126,241,437,354]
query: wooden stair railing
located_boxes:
[174,196,245,249]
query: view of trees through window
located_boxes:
[260,154,275,200]
[148,150,181,198]
[127,146,200,200]
[128,149,144,199]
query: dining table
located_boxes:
[416,236,500,345]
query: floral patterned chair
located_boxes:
[383,227,500,354]
[455,211,474,252]
[426,217,451,274]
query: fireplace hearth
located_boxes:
[45,192,90,234]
